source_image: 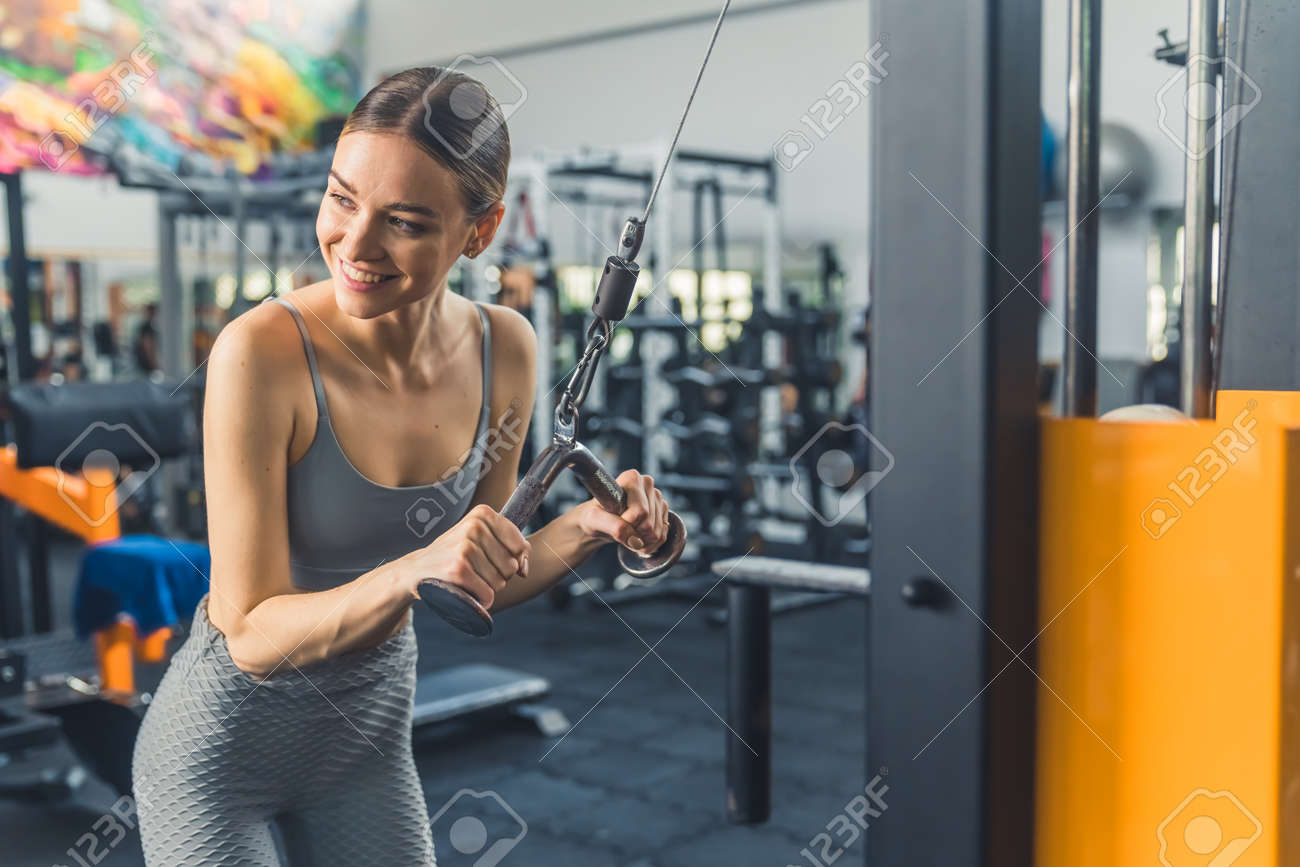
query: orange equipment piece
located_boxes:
[0,445,171,693]
[1035,390,1300,866]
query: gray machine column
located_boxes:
[1218,0,1299,391]
[157,198,185,380]
[869,0,1042,863]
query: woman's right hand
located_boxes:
[401,504,531,609]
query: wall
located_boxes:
[363,0,790,80]
[14,171,158,263]
[367,0,874,295]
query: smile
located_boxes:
[339,260,399,284]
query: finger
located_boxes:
[646,482,665,529]
[465,528,520,584]
[650,490,669,548]
[585,507,645,550]
[626,477,661,542]
[464,505,530,576]
[631,506,659,545]
[638,492,666,552]
[641,476,660,517]
[449,560,496,608]
[619,483,651,532]
[482,508,531,560]
[460,542,509,593]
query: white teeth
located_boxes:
[340,262,394,284]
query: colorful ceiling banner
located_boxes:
[0,0,364,176]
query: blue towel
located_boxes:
[74,535,210,638]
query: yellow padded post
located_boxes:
[1035,390,1300,866]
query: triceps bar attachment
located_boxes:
[418,218,688,637]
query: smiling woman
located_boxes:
[129,66,674,867]
[320,68,511,317]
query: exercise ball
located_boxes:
[1099,404,1192,423]
[1053,121,1156,205]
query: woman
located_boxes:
[132,67,672,866]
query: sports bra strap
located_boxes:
[472,302,492,447]
[272,297,330,419]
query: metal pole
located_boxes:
[1063,0,1101,417]
[157,200,183,378]
[3,173,35,381]
[27,516,50,633]
[4,174,44,635]
[644,140,675,480]
[1181,0,1219,418]
[527,165,554,461]
[268,219,281,285]
[761,163,783,516]
[725,583,770,824]
[0,502,20,638]
[233,179,247,316]
[693,180,706,299]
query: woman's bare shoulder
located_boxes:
[206,292,321,411]
[476,300,537,364]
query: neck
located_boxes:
[341,281,460,377]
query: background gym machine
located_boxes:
[488,145,866,620]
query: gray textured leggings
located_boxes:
[131,597,436,865]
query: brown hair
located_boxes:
[341,67,511,219]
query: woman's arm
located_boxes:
[205,304,528,677]
[204,307,416,678]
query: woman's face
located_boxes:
[317,131,490,319]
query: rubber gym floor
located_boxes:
[1,578,866,866]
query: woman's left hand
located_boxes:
[572,469,672,554]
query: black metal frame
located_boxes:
[868,0,1041,863]
[547,150,775,205]
[0,172,52,639]
[155,183,323,379]
[2,173,35,383]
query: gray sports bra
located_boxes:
[272,297,492,590]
